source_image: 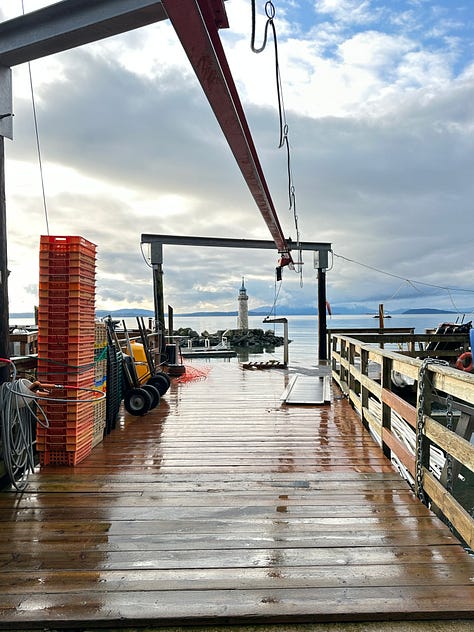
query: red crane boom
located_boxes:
[161,0,291,259]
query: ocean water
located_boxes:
[165,312,469,365]
[10,312,468,365]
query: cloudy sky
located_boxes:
[2,0,474,316]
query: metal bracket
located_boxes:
[0,65,13,139]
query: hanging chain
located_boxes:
[416,360,428,503]
[445,394,454,494]
[416,358,449,504]
[250,1,303,284]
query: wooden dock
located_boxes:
[1,361,473,629]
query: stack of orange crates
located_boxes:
[36,236,97,466]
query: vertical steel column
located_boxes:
[150,242,166,360]
[317,267,328,362]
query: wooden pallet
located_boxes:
[242,359,286,370]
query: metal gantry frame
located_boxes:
[141,234,332,361]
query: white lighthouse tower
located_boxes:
[237,277,249,330]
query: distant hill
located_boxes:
[96,309,154,319]
[402,308,456,315]
[10,306,465,320]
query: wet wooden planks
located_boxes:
[0,362,473,628]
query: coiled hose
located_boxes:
[0,359,48,491]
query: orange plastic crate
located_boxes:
[36,425,93,448]
[39,287,95,301]
[37,344,95,357]
[36,348,94,362]
[37,407,94,428]
[38,441,93,466]
[38,314,95,328]
[35,367,95,387]
[41,396,95,413]
[38,333,95,346]
[38,302,95,315]
[40,235,96,255]
[37,324,95,337]
[36,419,93,441]
[39,271,95,284]
[38,268,96,280]
[39,278,95,291]
[40,252,96,267]
[39,250,96,263]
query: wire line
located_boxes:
[22,0,49,234]
[333,251,474,294]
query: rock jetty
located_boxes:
[173,327,287,349]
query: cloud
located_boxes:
[4,1,474,316]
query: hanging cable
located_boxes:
[333,251,474,295]
[140,242,153,268]
[250,1,303,281]
[266,268,283,320]
[21,0,49,234]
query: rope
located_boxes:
[21,0,49,234]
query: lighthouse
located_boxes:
[237,277,249,330]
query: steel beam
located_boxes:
[161,0,290,255]
[0,0,168,66]
[141,233,331,254]
[0,0,293,256]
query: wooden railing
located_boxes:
[329,330,474,549]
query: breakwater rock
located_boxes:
[173,327,287,349]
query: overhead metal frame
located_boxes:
[141,234,331,259]
[0,0,333,362]
[141,233,332,361]
[0,0,291,257]
[0,1,169,66]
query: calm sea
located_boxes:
[163,312,469,365]
[10,312,469,365]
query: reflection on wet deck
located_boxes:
[0,361,473,628]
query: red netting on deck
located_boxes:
[174,365,211,383]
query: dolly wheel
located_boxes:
[150,371,171,388]
[147,373,170,396]
[141,384,160,409]
[124,387,152,416]
[156,371,171,387]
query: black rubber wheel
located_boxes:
[154,371,171,387]
[141,384,160,409]
[124,387,153,416]
[147,373,170,396]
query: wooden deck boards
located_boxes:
[0,361,473,628]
